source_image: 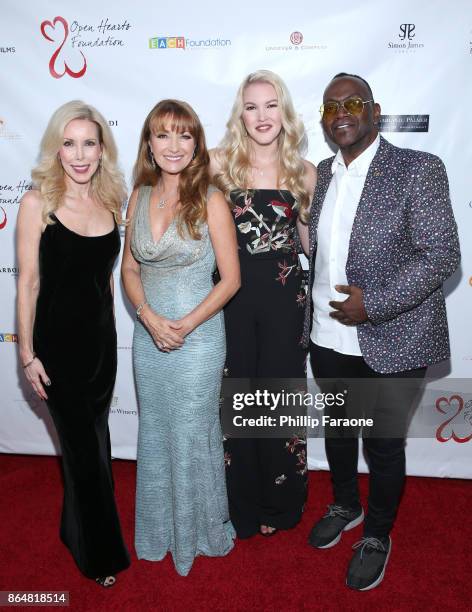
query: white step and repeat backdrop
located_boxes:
[1,1,471,477]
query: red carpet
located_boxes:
[1,454,470,611]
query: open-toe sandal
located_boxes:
[95,576,116,588]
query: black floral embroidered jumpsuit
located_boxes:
[223,189,308,538]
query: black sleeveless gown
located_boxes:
[33,215,130,578]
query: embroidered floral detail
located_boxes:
[296,450,307,476]
[275,474,287,485]
[296,291,306,307]
[238,221,253,234]
[268,200,293,219]
[276,259,297,286]
[233,195,253,218]
[232,191,298,255]
[285,436,307,454]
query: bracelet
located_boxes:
[22,353,36,368]
[136,300,148,319]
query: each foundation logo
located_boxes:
[388,24,424,52]
[290,31,303,45]
[436,395,472,443]
[149,36,186,49]
[0,333,18,342]
[149,35,231,50]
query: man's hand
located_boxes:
[329,285,368,325]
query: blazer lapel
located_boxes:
[309,159,333,258]
[347,136,394,270]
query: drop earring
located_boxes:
[149,147,156,169]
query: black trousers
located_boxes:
[309,342,426,538]
[223,258,307,538]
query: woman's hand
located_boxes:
[172,315,196,338]
[23,357,51,400]
[140,305,185,352]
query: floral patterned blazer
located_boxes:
[301,136,460,374]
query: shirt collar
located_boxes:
[331,134,380,177]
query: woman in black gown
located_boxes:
[17,101,130,586]
[211,70,317,538]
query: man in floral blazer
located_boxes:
[302,73,460,591]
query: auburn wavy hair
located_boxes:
[213,70,310,222]
[133,99,210,240]
[31,100,127,225]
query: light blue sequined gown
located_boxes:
[131,186,235,576]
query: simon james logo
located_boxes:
[388,23,425,52]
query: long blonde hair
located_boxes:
[32,100,127,225]
[213,70,310,222]
[133,99,209,240]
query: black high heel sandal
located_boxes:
[260,525,278,537]
[95,576,116,588]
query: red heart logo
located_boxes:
[40,16,86,79]
[436,395,472,443]
[40,16,68,43]
[0,207,7,230]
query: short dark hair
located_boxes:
[331,72,374,101]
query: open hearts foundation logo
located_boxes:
[436,395,472,443]
[40,16,87,79]
[0,207,7,230]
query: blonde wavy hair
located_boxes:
[213,70,310,222]
[32,100,127,225]
[133,99,209,240]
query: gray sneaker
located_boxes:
[346,536,391,591]
[308,504,364,549]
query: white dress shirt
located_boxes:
[311,135,380,355]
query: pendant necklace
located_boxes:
[156,182,178,209]
[250,156,279,180]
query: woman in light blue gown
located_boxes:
[121,99,240,576]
